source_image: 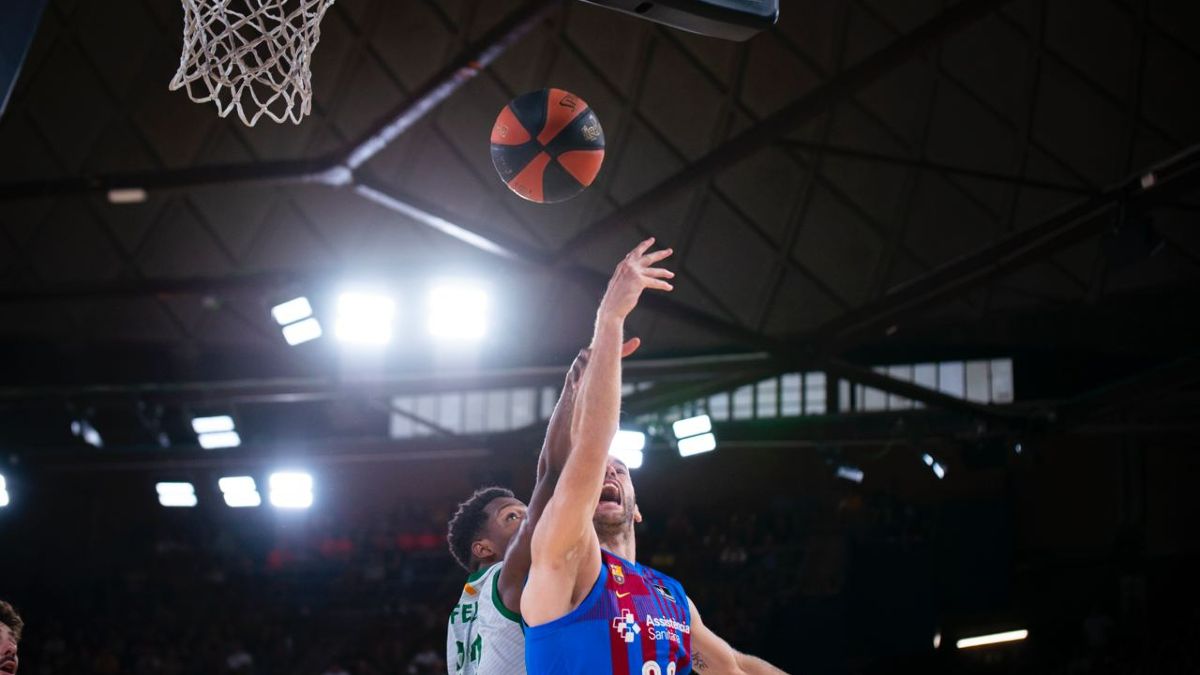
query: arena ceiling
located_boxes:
[0,0,1198,455]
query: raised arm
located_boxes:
[688,597,790,675]
[522,238,673,625]
[496,342,638,611]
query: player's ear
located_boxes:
[471,538,494,560]
[633,505,643,524]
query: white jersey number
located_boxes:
[641,662,677,675]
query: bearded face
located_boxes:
[593,458,640,530]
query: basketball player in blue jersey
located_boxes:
[523,238,787,675]
[446,339,641,674]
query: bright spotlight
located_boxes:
[609,430,645,469]
[107,187,147,204]
[282,317,323,345]
[933,632,942,649]
[922,453,946,479]
[335,292,395,345]
[677,432,716,457]
[192,415,235,434]
[71,419,103,448]
[0,474,9,508]
[218,476,262,508]
[672,414,712,439]
[956,629,1028,649]
[269,472,314,509]
[427,280,488,341]
[198,431,241,450]
[836,466,864,483]
[271,297,313,326]
[156,482,198,508]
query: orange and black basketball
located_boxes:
[490,88,605,203]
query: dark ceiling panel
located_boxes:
[714,147,810,247]
[1141,37,1200,145]
[134,199,237,279]
[740,31,823,118]
[792,184,886,307]
[1046,0,1136,100]
[939,13,1030,125]
[1033,61,1132,185]
[637,41,727,162]
[0,0,1193,411]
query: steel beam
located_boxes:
[342,0,561,170]
[779,140,1094,196]
[0,157,344,202]
[553,0,1017,259]
[0,0,560,203]
[799,142,1200,352]
[1055,351,1200,426]
[0,352,775,406]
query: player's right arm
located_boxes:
[522,238,674,625]
[497,339,640,613]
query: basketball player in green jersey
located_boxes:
[446,341,641,675]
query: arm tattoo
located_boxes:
[692,651,709,671]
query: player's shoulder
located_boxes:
[634,558,681,585]
[639,563,690,604]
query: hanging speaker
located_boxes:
[578,0,779,42]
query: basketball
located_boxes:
[490,88,605,204]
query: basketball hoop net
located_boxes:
[169,0,336,126]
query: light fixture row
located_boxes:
[270,280,490,348]
[606,415,719,470]
[156,472,313,509]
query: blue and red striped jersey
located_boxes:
[525,549,692,675]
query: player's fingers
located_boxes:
[631,237,656,258]
[641,247,674,265]
[620,337,641,358]
[646,279,674,292]
[644,267,675,279]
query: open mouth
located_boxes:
[0,659,16,674]
[599,481,621,506]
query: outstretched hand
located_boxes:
[597,238,674,322]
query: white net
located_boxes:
[169,0,336,127]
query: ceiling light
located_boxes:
[335,292,395,345]
[269,472,314,509]
[192,415,235,434]
[156,482,198,508]
[198,431,241,449]
[271,297,313,326]
[836,466,864,483]
[71,419,103,448]
[427,280,488,341]
[282,317,323,345]
[609,430,645,469]
[677,432,716,457]
[672,414,712,439]
[218,476,261,508]
[107,188,147,204]
[956,629,1028,649]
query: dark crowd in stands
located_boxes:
[3,490,1197,675]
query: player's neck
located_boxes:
[598,525,636,563]
[469,557,497,575]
